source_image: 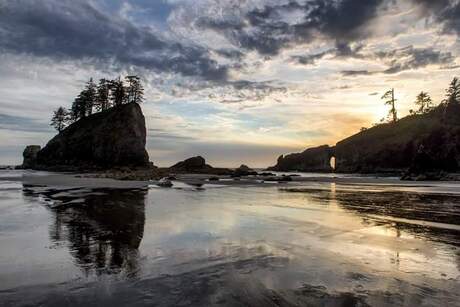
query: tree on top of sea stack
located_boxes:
[70,78,97,121]
[95,78,111,112]
[125,75,145,104]
[55,75,145,130]
[84,78,97,116]
[110,77,127,107]
[50,106,70,132]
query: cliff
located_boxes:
[269,104,460,174]
[36,102,150,171]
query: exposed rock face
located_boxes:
[268,145,334,172]
[22,145,41,169]
[36,103,149,170]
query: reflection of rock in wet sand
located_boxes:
[22,185,146,276]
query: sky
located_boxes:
[0,0,460,167]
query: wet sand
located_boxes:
[5,171,460,196]
[0,170,460,306]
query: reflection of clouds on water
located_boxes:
[22,185,147,277]
[282,186,460,278]
[3,183,458,306]
[333,190,460,247]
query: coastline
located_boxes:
[3,170,460,194]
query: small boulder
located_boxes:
[157,178,173,187]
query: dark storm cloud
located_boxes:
[198,0,385,55]
[340,45,455,76]
[0,0,227,80]
[378,46,455,74]
[413,0,460,36]
[439,2,460,36]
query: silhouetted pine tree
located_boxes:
[71,94,86,121]
[413,91,433,114]
[444,77,460,105]
[110,77,126,106]
[381,88,398,123]
[50,106,69,132]
[95,78,111,111]
[84,78,97,115]
[60,75,144,124]
[125,75,144,104]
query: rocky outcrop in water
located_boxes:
[168,156,232,175]
[21,145,41,169]
[170,156,210,172]
[268,145,334,172]
[233,164,257,177]
[35,102,150,171]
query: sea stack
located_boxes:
[35,102,150,171]
[21,145,41,169]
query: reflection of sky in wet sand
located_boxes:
[0,178,460,306]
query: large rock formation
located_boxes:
[22,145,41,169]
[269,104,460,174]
[36,102,150,171]
[268,145,334,172]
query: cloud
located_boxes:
[340,45,455,76]
[197,0,385,56]
[341,70,373,76]
[0,0,227,81]
[0,113,51,133]
[377,46,455,74]
[413,0,460,37]
[291,42,364,65]
[439,2,460,36]
[148,128,198,141]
